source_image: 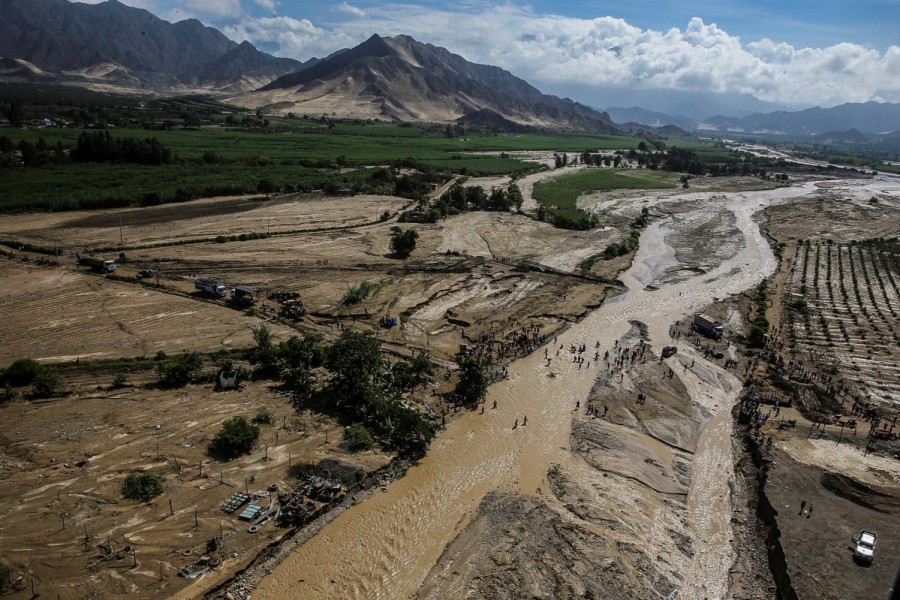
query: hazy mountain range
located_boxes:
[0,0,897,138]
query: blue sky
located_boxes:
[86,0,900,109]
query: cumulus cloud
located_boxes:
[255,0,277,12]
[224,3,900,107]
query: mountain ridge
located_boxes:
[246,34,619,132]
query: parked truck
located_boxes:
[77,255,116,273]
[693,313,724,339]
[195,279,227,298]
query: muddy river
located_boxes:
[252,181,833,599]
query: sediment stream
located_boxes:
[254,183,821,599]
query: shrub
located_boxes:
[344,423,375,451]
[341,280,376,306]
[252,407,274,425]
[122,471,165,501]
[111,372,129,388]
[208,416,260,459]
[2,358,44,386]
[32,369,62,397]
[157,351,202,387]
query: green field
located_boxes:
[0,120,684,212]
[533,168,678,212]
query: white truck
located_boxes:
[853,530,876,563]
[195,279,227,298]
[693,313,724,339]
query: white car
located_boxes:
[854,530,876,563]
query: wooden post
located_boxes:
[169,498,174,516]
[60,513,66,530]
[288,451,291,468]
[132,546,137,567]
[107,533,111,553]
[160,561,164,581]
[194,508,198,528]
[156,442,160,460]
[199,461,202,477]
[265,444,269,461]
[244,478,248,494]
[84,523,89,545]
[31,578,35,597]
[219,521,223,538]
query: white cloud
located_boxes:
[223,3,900,107]
[185,0,242,18]
[255,0,277,12]
[334,2,365,18]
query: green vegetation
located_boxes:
[389,226,419,258]
[31,369,63,398]
[121,471,165,501]
[252,407,275,425]
[156,351,203,387]
[344,423,375,451]
[208,416,261,459]
[748,280,770,348]
[454,353,489,407]
[1,357,45,386]
[533,169,676,230]
[341,280,377,306]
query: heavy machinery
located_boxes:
[693,313,724,339]
[77,255,116,273]
[195,279,227,298]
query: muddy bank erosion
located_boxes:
[251,181,819,599]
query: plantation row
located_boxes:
[785,239,900,406]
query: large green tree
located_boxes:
[389,226,419,259]
[208,416,260,459]
[454,354,489,406]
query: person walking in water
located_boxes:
[513,418,518,429]
[492,400,497,409]
[523,415,527,426]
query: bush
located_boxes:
[252,407,274,425]
[32,369,62,397]
[208,416,260,459]
[344,423,375,451]
[157,351,202,387]
[341,280,376,306]
[111,372,129,388]
[122,471,165,501]
[2,358,44,386]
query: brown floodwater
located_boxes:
[255,184,816,599]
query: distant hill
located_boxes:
[244,34,619,132]
[700,102,900,135]
[0,0,304,91]
[605,106,698,131]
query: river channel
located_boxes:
[255,182,819,599]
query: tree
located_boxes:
[31,369,62,397]
[344,423,375,451]
[1,358,44,387]
[156,351,202,387]
[389,226,419,259]
[1,101,24,127]
[454,353,489,406]
[257,179,276,198]
[278,332,325,405]
[507,183,524,212]
[122,471,165,501]
[208,416,260,459]
[324,330,384,411]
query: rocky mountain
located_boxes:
[701,102,900,135]
[0,0,304,91]
[244,34,618,132]
[605,106,698,131]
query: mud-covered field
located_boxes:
[2,168,899,600]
